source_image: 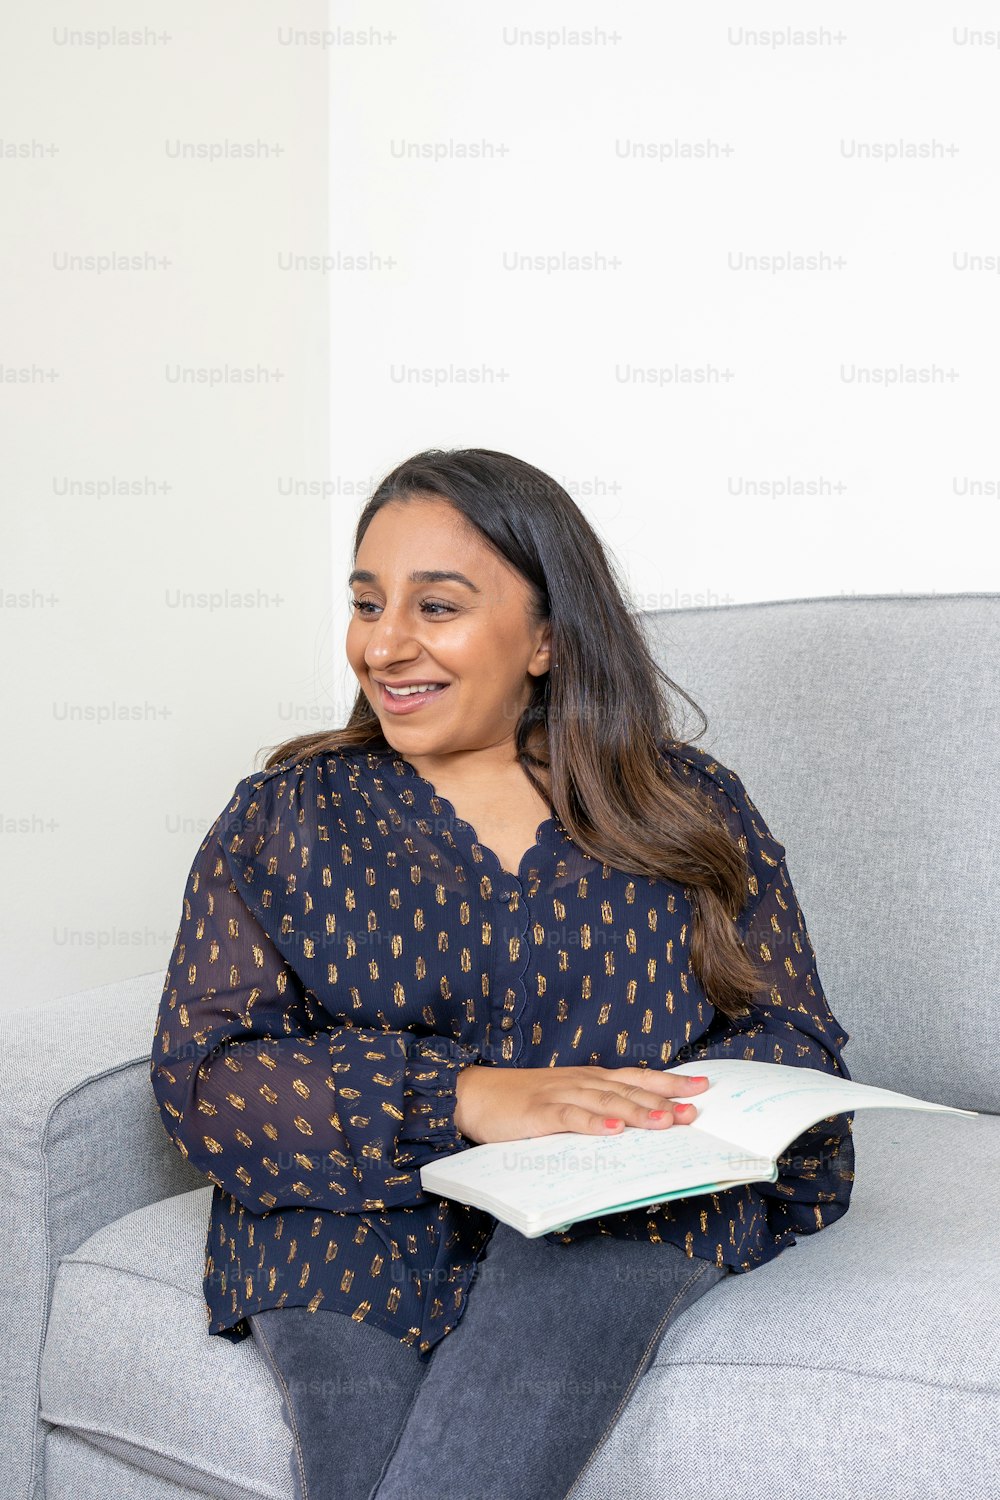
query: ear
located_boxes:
[530,630,553,677]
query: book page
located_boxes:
[419,1059,977,1236]
[667,1058,977,1162]
[419,1123,777,1231]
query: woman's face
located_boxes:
[346,495,551,764]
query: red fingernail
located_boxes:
[649,1109,666,1120]
[604,1118,623,1128]
[690,1076,709,1083]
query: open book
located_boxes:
[418,1059,978,1237]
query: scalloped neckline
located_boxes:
[386,751,567,880]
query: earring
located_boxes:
[543,660,558,708]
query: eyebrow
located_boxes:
[348,568,481,594]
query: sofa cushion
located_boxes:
[45,1427,229,1500]
[39,1109,1000,1500]
[38,1188,291,1500]
[643,592,1000,1114]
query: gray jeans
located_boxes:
[249,1219,730,1500]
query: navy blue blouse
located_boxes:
[150,739,855,1358]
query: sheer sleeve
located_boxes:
[149,774,481,1215]
[675,760,856,1240]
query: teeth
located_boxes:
[383,682,445,697]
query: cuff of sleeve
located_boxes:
[395,1037,482,1165]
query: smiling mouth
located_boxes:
[380,682,448,698]
[375,680,451,709]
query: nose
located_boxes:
[359,600,420,672]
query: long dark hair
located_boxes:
[262,447,762,1022]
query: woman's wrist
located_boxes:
[454,1062,485,1143]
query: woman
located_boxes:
[150,448,855,1500]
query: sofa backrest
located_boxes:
[639,591,999,1115]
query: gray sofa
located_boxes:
[4,591,998,1500]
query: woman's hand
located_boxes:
[453,1063,710,1146]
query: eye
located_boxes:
[349,598,457,618]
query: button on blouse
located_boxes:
[150,740,855,1358]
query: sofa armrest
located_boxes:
[0,968,203,1500]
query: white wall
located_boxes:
[327,0,998,743]
[1,5,331,1008]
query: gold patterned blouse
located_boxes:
[150,738,855,1359]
